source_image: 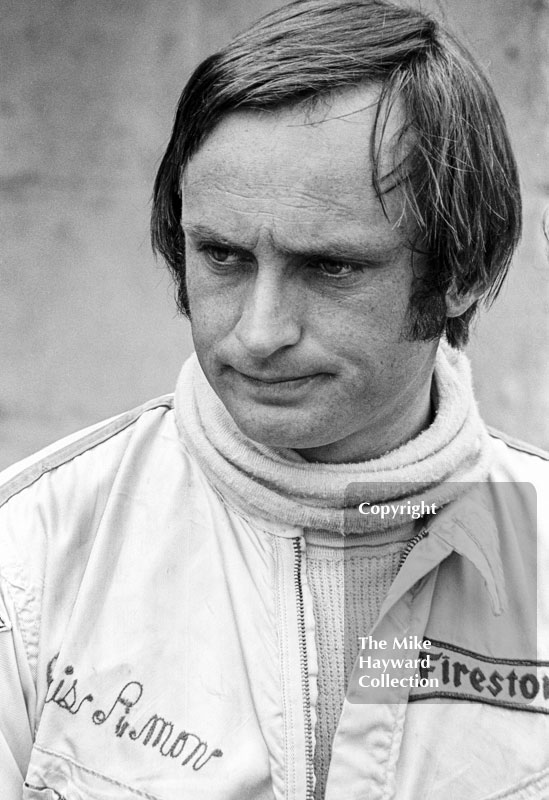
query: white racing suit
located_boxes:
[0,393,548,800]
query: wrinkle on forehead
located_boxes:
[182,185,411,260]
[184,88,387,174]
[184,179,381,221]
[181,86,413,251]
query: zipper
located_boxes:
[398,527,429,571]
[292,537,315,800]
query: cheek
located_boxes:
[186,263,213,344]
[188,302,226,353]
[322,290,410,353]
[361,275,416,339]
[185,252,208,308]
[186,264,235,354]
[186,252,241,317]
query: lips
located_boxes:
[239,372,315,384]
[227,365,325,394]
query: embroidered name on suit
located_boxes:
[44,655,224,771]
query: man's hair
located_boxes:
[151,0,521,348]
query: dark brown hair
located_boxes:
[151,0,522,348]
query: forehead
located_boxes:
[181,85,410,251]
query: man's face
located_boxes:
[182,86,438,463]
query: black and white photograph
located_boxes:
[1,1,548,798]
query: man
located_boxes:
[1,1,548,798]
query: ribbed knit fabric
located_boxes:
[171,343,492,797]
[174,343,492,535]
[304,531,411,799]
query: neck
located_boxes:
[174,345,491,535]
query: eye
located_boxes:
[314,260,363,278]
[196,243,252,272]
[203,245,241,265]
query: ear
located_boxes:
[445,285,484,318]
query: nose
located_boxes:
[233,268,301,358]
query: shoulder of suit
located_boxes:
[0,394,175,509]
[488,427,549,462]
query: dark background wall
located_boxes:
[1,0,548,469]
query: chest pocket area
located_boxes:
[480,766,549,800]
[22,746,164,800]
[23,785,67,800]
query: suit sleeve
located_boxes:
[0,578,36,798]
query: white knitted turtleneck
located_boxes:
[174,342,491,532]
[173,341,491,798]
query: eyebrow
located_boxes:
[183,223,250,252]
[181,221,402,264]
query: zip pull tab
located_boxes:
[398,528,429,571]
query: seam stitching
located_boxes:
[0,395,174,509]
[33,745,164,800]
[483,765,549,799]
[488,427,549,461]
[24,782,66,799]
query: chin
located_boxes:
[236,422,301,449]
[228,411,327,451]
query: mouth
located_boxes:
[239,371,318,386]
[228,366,326,395]
[243,372,314,384]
